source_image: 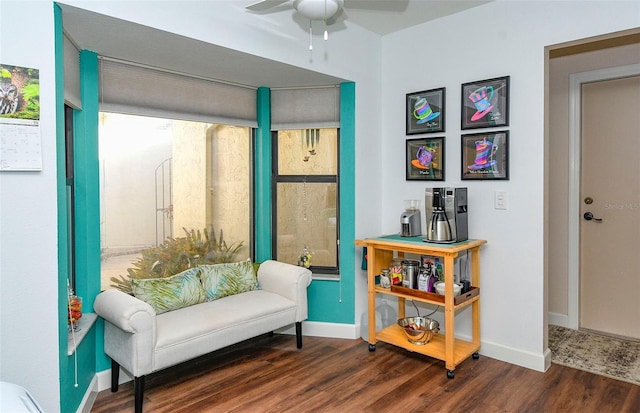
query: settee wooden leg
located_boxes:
[110,359,119,392]
[296,321,302,349]
[134,376,145,413]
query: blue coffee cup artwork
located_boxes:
[413,97,440,124]
[406,88,445,135]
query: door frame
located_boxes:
[567,63,640,329]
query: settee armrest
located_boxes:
[94,289,156,377]
[257,260,312,322]
[94,289,156,333]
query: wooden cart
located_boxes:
[355,235,487,378]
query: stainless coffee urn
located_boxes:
[424,187,468,243]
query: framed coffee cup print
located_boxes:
[461,76,509,130]
[406,88,445,135]
[406,137,445,181]
[461,131,509,180]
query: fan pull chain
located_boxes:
[308,20,313,51]
[324,0,328,40]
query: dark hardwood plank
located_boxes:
[91,334,640,413]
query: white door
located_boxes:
[580,75,640,339]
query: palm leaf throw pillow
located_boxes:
[198,258,258,301]
[131,267,207,314]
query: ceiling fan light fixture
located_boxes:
[293,0,343,21]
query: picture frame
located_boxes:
[461,76,509,130]
[406,87,445,135]
[461,131,509,180]
[406,137,445,181]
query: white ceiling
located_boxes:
[60,1,490,88]
[252,0,492,36]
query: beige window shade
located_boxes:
[271,86,340,130]
[99,58,257,127]
[64,34,81,109]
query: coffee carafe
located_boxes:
[426,188,452,242]
[425,187,468,243]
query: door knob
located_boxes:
[583,212,603,222]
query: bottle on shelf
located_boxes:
[389,254,403,286]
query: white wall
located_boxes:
[381,0,639,371]
[0,2,61,411]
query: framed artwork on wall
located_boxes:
[461,76,510,130]
[406,137,445,181]
[406,87,445,135]
[461,131,509,180]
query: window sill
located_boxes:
[67,312,97,356]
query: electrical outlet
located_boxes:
[495,190,507,210]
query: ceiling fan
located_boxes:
[247,0,345,48]
[247,0,345,22]
[246,0,408,49]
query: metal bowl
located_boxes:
[397,316,440,345]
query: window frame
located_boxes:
[271,129,340,276]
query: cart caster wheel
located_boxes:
[447,370,455,379]
[368,344,376,352]
[473,352,480,359]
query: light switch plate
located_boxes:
[495,190,507,210]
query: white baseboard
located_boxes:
[76,375,98,413]
[548,312,569,328]
[287,321,551,372]
[95,366,133,393]
[478,337,551,372]
[277,320,359,339]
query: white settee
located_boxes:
[94,260,312,413]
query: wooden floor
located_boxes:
[91,334,640,413]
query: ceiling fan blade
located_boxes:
[344,0,409,12]
[246,0,290,12]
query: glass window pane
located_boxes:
[277,129,337,175]
[276,182,337,267]
[99,113,251,291]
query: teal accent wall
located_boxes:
[255,87,272,261]
[56,5,100,412]
[306,82,356,324]
[76,50,110,372]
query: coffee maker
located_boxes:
[400,200,421,237]
[424,187,468,243]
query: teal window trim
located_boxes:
[255,87,272,261]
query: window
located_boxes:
[272,128,339,275]
[98,113,252,290]
[64,104,76,291]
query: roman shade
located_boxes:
[271,86,340,130]
[63,34,81,109]
[99,58,257,127]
